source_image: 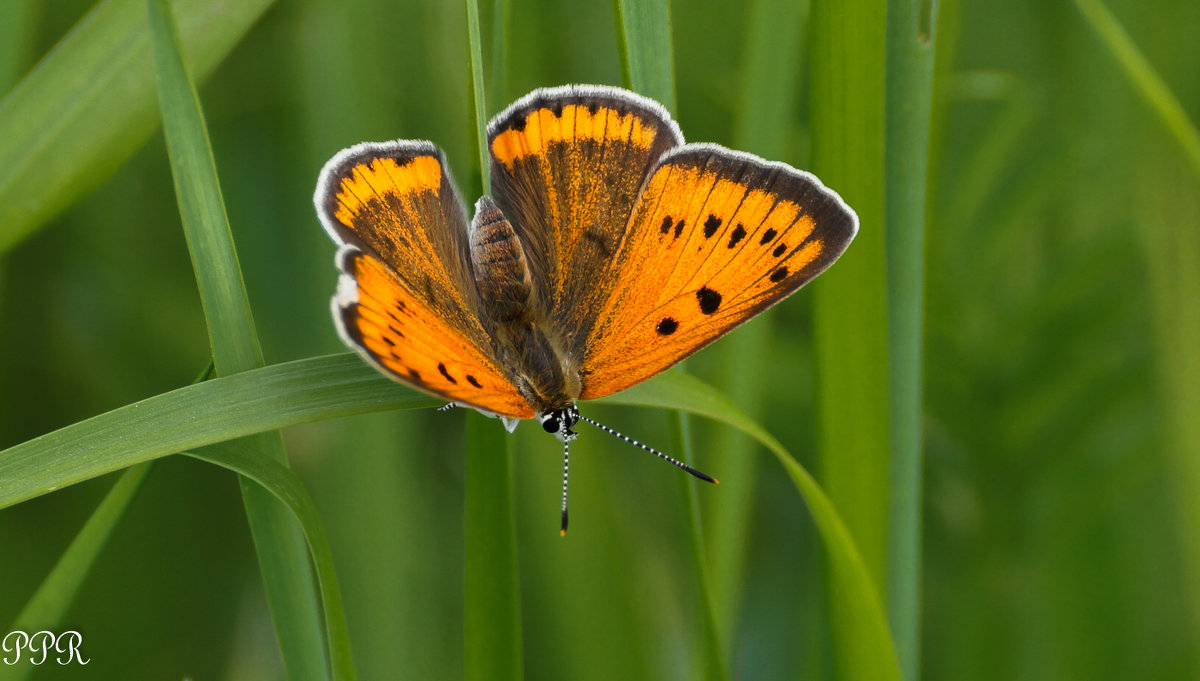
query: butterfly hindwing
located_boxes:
[486,85,684,358]
[315,140,534,418]
[578,144,859,400]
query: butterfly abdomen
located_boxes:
[470,196,535,324]
[469,196,580,412]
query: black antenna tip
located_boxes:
[579,414,720,485]
[560,508,569,536]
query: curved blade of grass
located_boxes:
[885,0,935,677]
[0,0,276,256]
[809,0,894,678]
[0,354,430,510]
[0,351,897,678]
[187,441,353,681]
[1070,0,1200,184]
[147,1,333,677]
[603,372,901,681]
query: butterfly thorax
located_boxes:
[470,197,581,413]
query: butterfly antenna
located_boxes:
[579,415,719,484]
[560,440,571,536]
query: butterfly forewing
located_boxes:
[486,85,684,358]
[315,140,534,418]
[578,144,858,400]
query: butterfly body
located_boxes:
[468,195,581,415]
[316,85,858,431]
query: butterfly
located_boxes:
[314,85,858,532]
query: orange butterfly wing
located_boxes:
[579,144,859,400]
[486,85,683,359]
[315,141,534,419]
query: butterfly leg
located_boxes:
[436,402,459,412]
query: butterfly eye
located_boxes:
[542,416,560,434]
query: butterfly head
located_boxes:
[538,405,580,443]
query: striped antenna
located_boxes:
[560,440,571,535]
[579,415,719,484]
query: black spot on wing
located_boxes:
[769,266,789,283]
[704,214,722,238]
[727,224,746,248]
[466,374,482,388]
[660,215,673,234]
[773,243,787,257]
[437,362,457,384]
[759,227,777,244]
[656,317,678,335]
[409,368,421,382]
[673,219,685,239]
[696,287,722,315]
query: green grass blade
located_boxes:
[464,412,524,681]
[147,1,334,677]
[884,0,935,678]
[0,351,898,679]
[671,411,729,681]
[148,0,261,372]
[604,372,901,681]
[705,0,807,646]
[463,3,523,678]
[466,0,490,191]
[809,0,895,679]
[615,5,724,677]
[187,442,354,681]
[0,354,429,510]
[1070,0,1200,183]
[612,0,675,111]
[0,0,276,256]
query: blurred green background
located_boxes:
[1,0,1198,679]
